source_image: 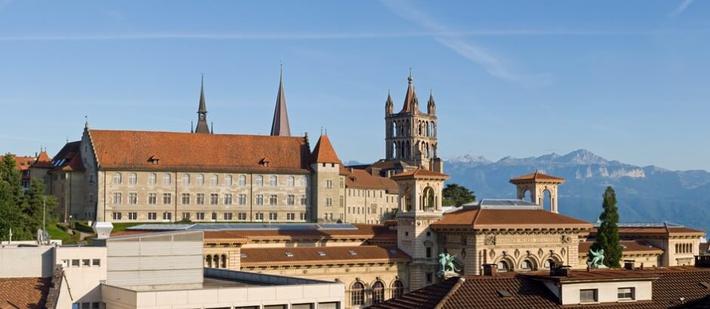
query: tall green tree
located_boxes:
[0,154,31,240]
[443,183,476,207]
[593,186,623,268]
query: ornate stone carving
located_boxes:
[484,234,496,245]
[489,250,496,259]
[538,248,544,257]
[561,248,567,257]
[514,249,520,258]
[561,235,572,244]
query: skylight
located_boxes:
[497,290,512,298]
[317,251,326,256]
[348,250,357,256]
[285,252,294,257]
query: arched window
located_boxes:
[269,175,278,187]
[423,187,435,210]
[210,174,218,186]
[238,175,247,186]
[224,175,232,186]
[520,259,535,272]
[196,174,204,186]
[148,173,156,185]
[372,281,385,304]
[206,255,212,268]
[213,255,220,268]
[128,173,137,185]
[221,254,227,268]
[544,258,557,269]
[256,175,264,187]
[162,173,171,185]
[497,260,511,272]
[287,176,295,187]
[392,280,404,299]
[351,282,365,306]
[112,173,122,185]
[182,174,190,186]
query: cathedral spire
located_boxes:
[401,69,418,113]
[270,65,291,136]
[385,89,394,115]
[194,75,211,134]
[427,89,436,115]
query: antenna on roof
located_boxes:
[84,115,89,129]
[210,122,214,134]
[190,121,194,133]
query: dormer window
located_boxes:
[148,155,160,165]
[260,157,271,167]
[285,252,294,257]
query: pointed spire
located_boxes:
[401,69,418,113]
[194,74,211,134]
[427,89,436,115]
[270,64,291,136]
[385,89,394,115]
[312,134,341,164]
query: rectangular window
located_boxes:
[238,175,246,186]
[224,193,232,205]
[256,194,264,205]
[300,195,307,205]
[128,212,137,220]
[326,198,333,207]
[269,194,278,206]
[71,259,80,267]
[580,289,598,303]
[82,259,91,267]
[269,212,278,221]
[181,193,190,205]
[287,213,295,220]
[182,212,190,220]
[425,272,433,284]
[112,212,122,220]
[128,193,137,205]
[300,212,305,220]
[162,193,172,205]
[223,212,233,220]
[618,287,635,300]
[225,175,232,186]
[163,212,172,220]
[238,212,247,221]
[426,247,432,258]
[326,180,333,188]
[269,175,278,186]
[112,192,122,205]
[196,193,205,205]
[287,194,295,205]
[148,193,157,205]
[211,212,217,220]
[339,196,343,207]
[196,212,205,220]
[255,212,264,221]
[92,259,100,266]
[210,193,219,205]
[148,212,157,220]
[238,194,247,205]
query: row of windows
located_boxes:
[111,192,307,206]
[111,173,306,188]
[350,280,404,306]
[111,211,306,221]
[580,287,635,303]
[676,243,694,254]
[347,188,393,200]
[61,258,101,268]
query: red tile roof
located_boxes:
[0,277,50,309]
[201,224,394,242]
[509,171,565,184]
[311,134,340,164]
[10,155,35,171]
[240,245,409,266]
[431,207,592,231]
[342,168,399,193]
[390,168,448,180]
[579,240,663,256]
[590,225,705,237]
[87,129,311,173]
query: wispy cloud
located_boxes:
[379,0,549,86]
[670,0,694,18]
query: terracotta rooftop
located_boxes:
[509,171,565,184]
[342,168,399,194]
[201,224,395,241]
[430,206,592,231]
[0,277,50,309]
[579,240,664,256]
[87,129,311,173]
[590,224,705,237]
[311,134,340,164]
[390,168,448,180]
[240,245,409,266]
[10,155,35,171]
[373,267,710,308]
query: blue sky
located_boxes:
[1,0,709,170]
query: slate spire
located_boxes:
[270,65,291,136]
[194,75,211,134]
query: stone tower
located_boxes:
[509,171,565,213]
[392,168,448,290]
[194,75,211,134]
[385,72,441,171]
[311,134,343,223]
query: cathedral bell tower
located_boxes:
[392,168,448,290]
[385,72,441,171]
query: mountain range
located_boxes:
[445,149,710,235]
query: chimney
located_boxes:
[482,264,497,276]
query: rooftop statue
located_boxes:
[438,253,460,277]
[587,248,606,269]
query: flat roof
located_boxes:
[127,223,359,232]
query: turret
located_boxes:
[427,90,436,115]
[385,91,394,115]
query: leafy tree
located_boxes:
[443,183,476,207]
[592,186,623,268]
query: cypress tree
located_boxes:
[0,154,31,240]
[593,186,623,268]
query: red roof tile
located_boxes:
[390,168,448,180]
[0,277,50,309]
[579,240,663,256]
[240,245,409,266]
[87,129,311,173]
[311,134,340,164]
[431,207,592,230]
[343,168,399,193]
[509,171,565,184]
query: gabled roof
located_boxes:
[0,277,51,309]
[49,141,84,173]
[311,134,340,164]
[430,206,592,231]
[240,245,409,266]
[509,171,565,184]
[342,168,399,194]
[390,168,448,180]
[87,129,310,173]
